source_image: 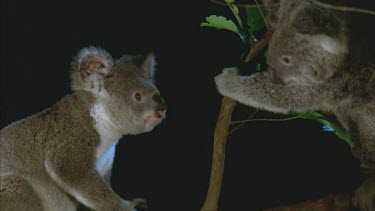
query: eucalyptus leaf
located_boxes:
[227,2,243,31]
[201,15,239,34]
[246,8,265,33]
[299,112,352,147]
[232,5,240,17]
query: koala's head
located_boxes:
[264,0,348,86]
[70,47,166,135]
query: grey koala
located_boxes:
[0,47,167,211]
[215,0,375,210]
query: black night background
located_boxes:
[1,0,364,210]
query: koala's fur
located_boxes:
[0,47,167,211]
[215,0,374,210]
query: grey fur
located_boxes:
[215,0,374,210]
[0,47,166,211]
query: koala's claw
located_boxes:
[352,178,375,211]
[131,198,147,211]
[215,68,240,97]
[222,67,239,75]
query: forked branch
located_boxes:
[200,30,274,211]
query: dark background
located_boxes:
[1,0,364,210]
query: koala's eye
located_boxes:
[134,93,142,101]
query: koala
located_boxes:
[0,47,167,211]
[215,0,375,210]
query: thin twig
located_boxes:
[311,0,375,15]
[229,109,258,135]
[255,0,270,30]
[210,0,375,15]
[231,115,302,125]
[210,0,266,8]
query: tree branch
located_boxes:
[210,0,265,8]
[201,30,274,211]
[200,97,236,211]
[311,0,375,15]
[210,0,375,15]
[263,194,353,211]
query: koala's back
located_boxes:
[332,65,375,104]
[1,109,50,175]
[0,91,98,176]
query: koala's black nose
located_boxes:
[268,66,295,86]
[153,94,167,110]
[268,66,283,84]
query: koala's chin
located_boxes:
[144,110,166,133]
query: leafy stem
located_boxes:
[231,115,303,125]
[226,1,244,32]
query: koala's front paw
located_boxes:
[214,67,239,97]
[131,198,147,211]
[353,177,375,211]
[119,198,146,211]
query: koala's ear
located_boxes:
[263,0,280,28]
[139,53,156,80]
[70,47,113,92]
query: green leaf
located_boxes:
[224,0,234,3]
[232,5,240,17]
[227,2,243,32]
[246,8,265,33]
[201,15,239,34]
[299,112,353,147]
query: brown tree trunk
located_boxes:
[201,30,273,211]
[200,97,236,211]
[263,194,353,211]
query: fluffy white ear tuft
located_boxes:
[297,33,348,54]
[315,35,347,54]
[71,47,113,92]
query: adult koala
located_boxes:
[215,0,375,210]
[0,47,166,211]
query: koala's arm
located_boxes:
[349,105,375,210]
[45,149,132,211]
[215,68,322,114]
[354,177,375,211]
[104,169,112,186]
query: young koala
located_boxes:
[215,0,374,210]
[0,47,167,211]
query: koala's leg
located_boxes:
[353,177,375,211]
[350,107,375,210]
[102,169,147,211]
[0,176,43,211]
[103,169,112,185]
[45,154,145,211]
[215,69,321,114]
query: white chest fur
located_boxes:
[96,141,116,176]
[91,102,122,176]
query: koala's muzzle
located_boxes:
[268,66,283,84]
[153,94,167,118]
[267,66,296,86]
